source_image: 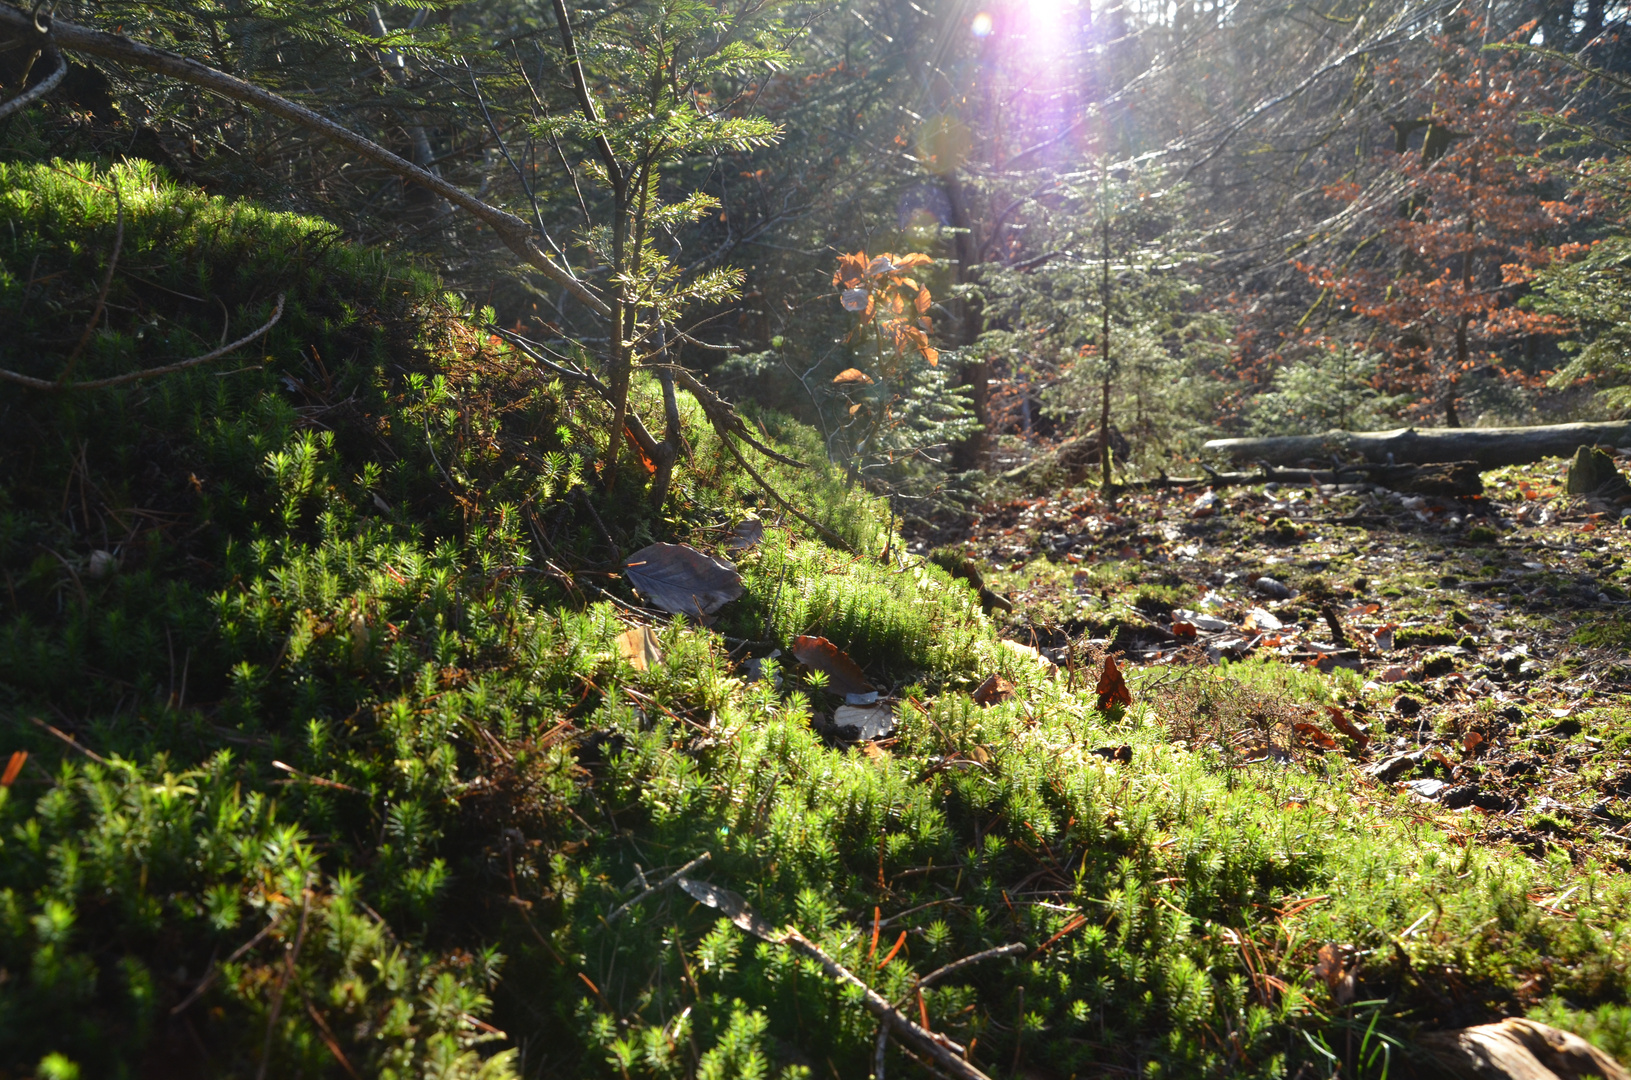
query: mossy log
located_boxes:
[1204,422,1631,469]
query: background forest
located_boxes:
[8,0,1631,1077]
[9,0,1630,495]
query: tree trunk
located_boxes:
[1204,422,1631,470]
[944,174,988,471]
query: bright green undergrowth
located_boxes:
[1,161,1628,1080]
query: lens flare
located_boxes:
[970,11,993,37]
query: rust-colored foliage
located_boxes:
[791,634,874,695]
[0,750,25,788]
[1095,656,1132,711]
[832,251,939,367]
[1293,24,1592,424]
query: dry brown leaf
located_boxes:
[1293,722,1338,750]
[972,673,1014,706]
[624,543,744,620]
[791,635,873,696]
[1326,706,1369,751]
[615,625,662,671]
[1464,731,1486,756]
[1096,656,1132,711]
[831,367,874,385]
[0,751,25,788]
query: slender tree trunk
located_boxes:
[944,174,988,471]
[1099,195,1114,494]
[648,325,682,509]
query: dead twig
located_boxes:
[606,851,711,923]
[782,929,994,1080]
[1,294,286,391]
[270,759,364,794]
[25,714,109,765]
[915,942,1028,989]
[0,39,64,121]
[170,915,279,1015]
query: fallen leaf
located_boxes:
[725,517,764,551]
[1293,722,1338,750]
[1170,621,1198,639]
[0,751,25,788]
[833,704,894,740]
[1246,607,1283,631]
[625,543,744,620]
[615,625,662,671]
[972,673,1014,706]
[1000,638,1058,674]
[1313,943,1356,1006]
[1378,664,1408,683]
[831,367,874,385]
[1464,731,1485,756]
[791,635,874,696]
[1326,706,1369,751]
[1096,656,1132,711]
[677,877,779,940]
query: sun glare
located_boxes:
[970,11,993,37]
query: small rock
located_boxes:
[1253,576,1293,600]
[1472,790,1515,812]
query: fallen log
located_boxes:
[1121,461,1483,497]
[1418,1017,1630,1080]
[1204,422,1631,470]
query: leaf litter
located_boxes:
[906,452,1631,869]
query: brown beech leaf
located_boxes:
[1464,731,1486,756]
[1293,722,1338,750]
[1326,706,1369,751]
[972,673,1014,706]
[0,751,26,788]
[791,635,873,696]
[615,625,662,672]
[1095,656,1132,711]
[624,543,744,620]
[831,367,874,385]
[1170,621,1198,639]
[724,517,764,551]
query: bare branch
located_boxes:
[0,4,611,318]
[1,294,285,390]
[0,40,64,121]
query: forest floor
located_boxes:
[915,455,1631,874]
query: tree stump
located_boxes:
[1564,445,1631,499]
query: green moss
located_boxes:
[1572,617,1631,649]
[1395,626,1459,648]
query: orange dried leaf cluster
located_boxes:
[832,251,939,366]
